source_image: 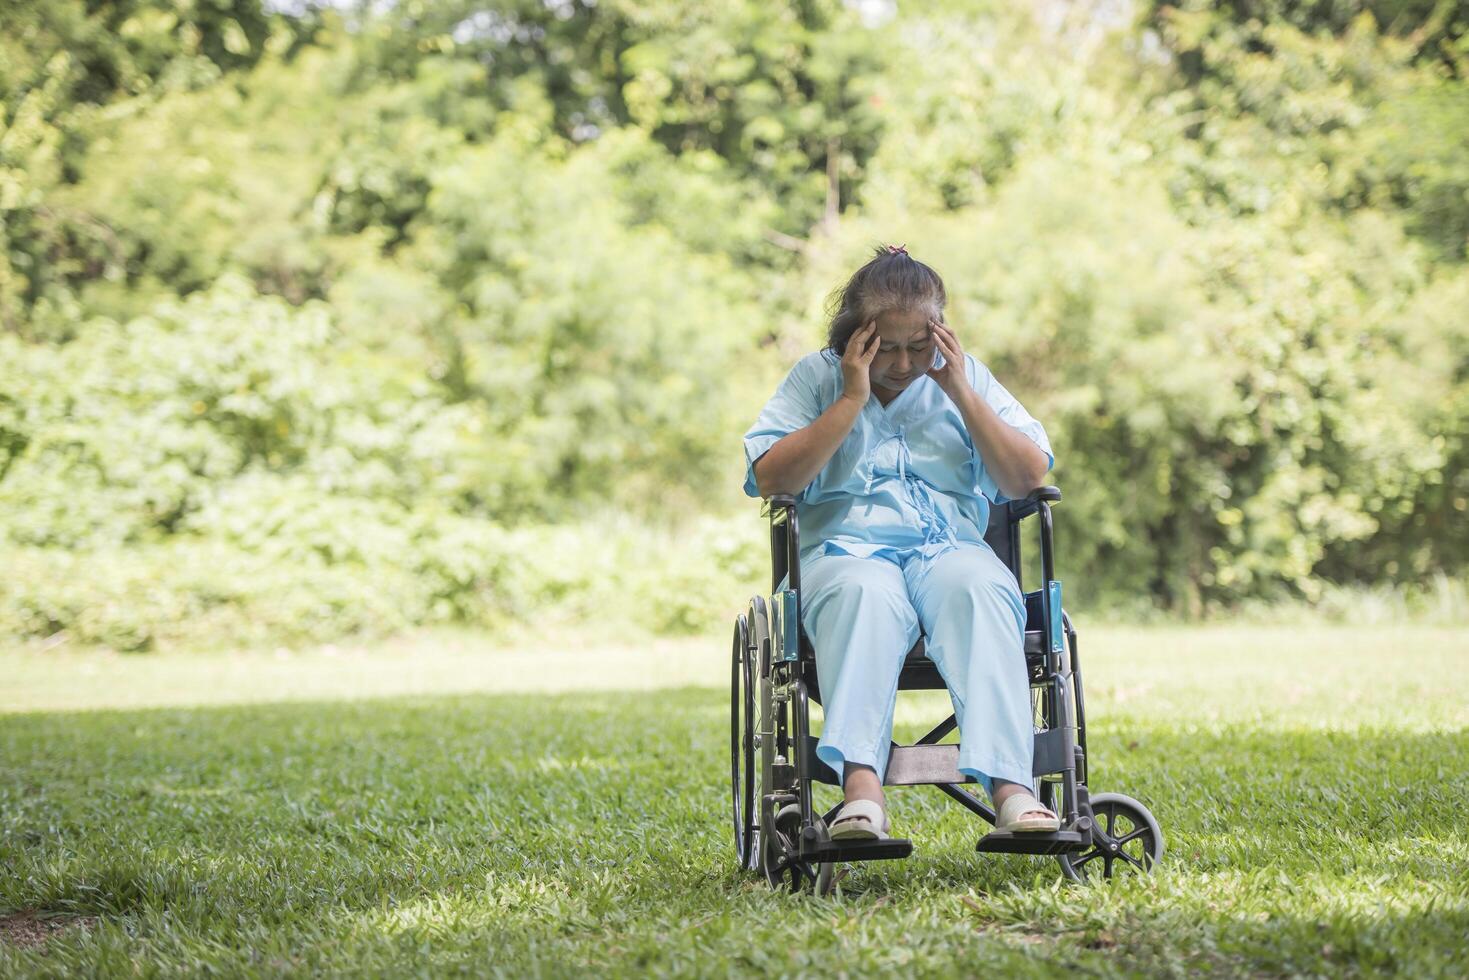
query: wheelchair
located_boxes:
[729,486,1164,894]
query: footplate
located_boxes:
[801,837,914,864]
[974,829,1088,856]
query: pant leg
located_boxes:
[903,543,1033,797]
[799,550,921,787]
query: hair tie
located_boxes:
[885,243,908,255]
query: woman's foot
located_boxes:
[831,762,890,840]
[993,779,1060,833]
[829,798,890,840]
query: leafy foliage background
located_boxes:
[2,0,1466,649]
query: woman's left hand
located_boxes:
[925,318,967,399]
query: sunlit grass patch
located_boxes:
[1,627,1466,976]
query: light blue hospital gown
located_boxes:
[742,350,1054,793]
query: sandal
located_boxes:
[997,792,1060,833]
[828,799,891,841]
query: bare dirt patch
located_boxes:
[1,911,98,950]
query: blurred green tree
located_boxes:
[1,0,1466,647]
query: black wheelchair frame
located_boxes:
[730,485,1164,893]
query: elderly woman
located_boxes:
[742,245,1059,840]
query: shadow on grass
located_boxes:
[2,688,1466,973]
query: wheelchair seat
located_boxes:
[801,595,1050,701]
[798,502,1053,703]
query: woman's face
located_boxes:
[868,308,937,395]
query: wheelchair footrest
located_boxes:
[802,837,914,864]
[975,829,1088,856]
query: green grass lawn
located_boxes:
[3,625,1467,977]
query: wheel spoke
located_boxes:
[1118,848,1149,872]
[1116,826,1149,847]
[1072,849,1103,868]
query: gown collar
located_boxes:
[867,374,931,427]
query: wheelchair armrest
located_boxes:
[762,495,801,593]
[762,494,798,515]
[1006,485,1061,522]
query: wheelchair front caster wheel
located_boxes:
[814,859,837,897]
[761,804,830,893]
[1058,792,1164,883]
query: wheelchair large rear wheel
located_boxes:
[1057,792,1164,882]
[730,613,758,872]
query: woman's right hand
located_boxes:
[841,320,878,405]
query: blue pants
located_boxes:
[799,543,1033,796]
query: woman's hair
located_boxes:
[823,245,947,359]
